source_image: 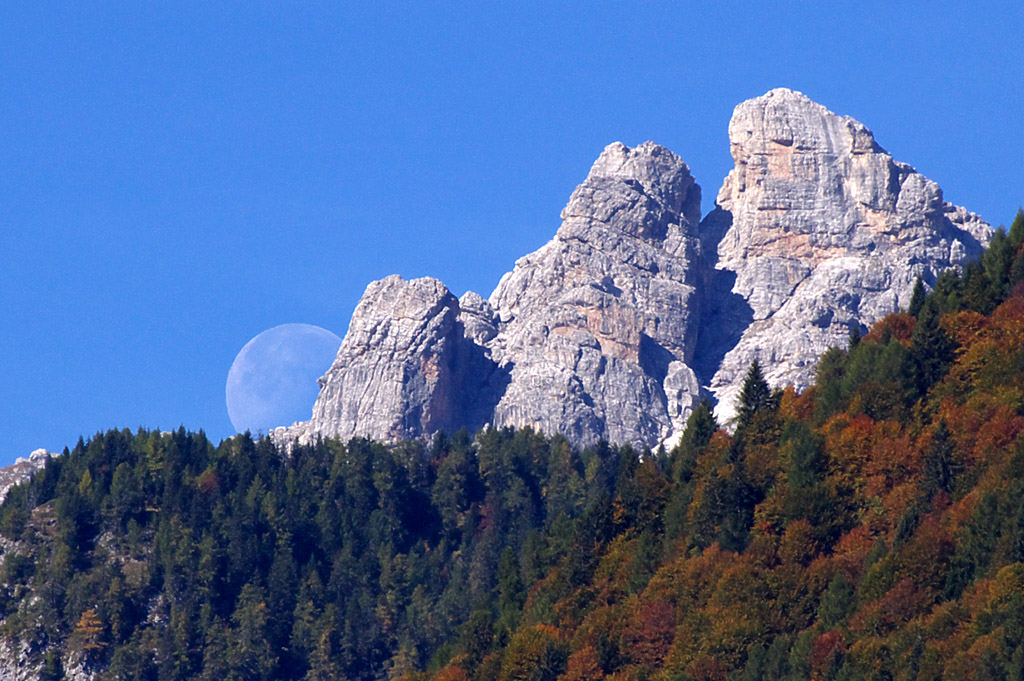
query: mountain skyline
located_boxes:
[3,3,1023,466]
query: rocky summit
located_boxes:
[699,88,991,422]
[276,88,991,449]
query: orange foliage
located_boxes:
[896,516,952,593]
[196,468,220,495]
[850,578,929,636]
[434,665,471,681]
[972,405,1023,463]
[863,313,916,345]
[779,520,816,566]
[572,603,627,653]
[624,599,675,667]
[830,527,876,583]
[559,645,603,681]
[589,536,640,605]
[685,653,728,681]
[73,608,104,652]
[779,385,814,423]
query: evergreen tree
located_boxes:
[908,277,927,317]
[847,323,862,351]
[1009,208,1024,247]
[920,420,954,503]
[228,583,278,680]
[819,574,855,628]
[664,402,717,547]
[736,360,775,432]
[669,400,717,486]
[910,297,955,395]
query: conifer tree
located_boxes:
[911,297,954,394]
[908,277,927,317]
[736,360,774,431]
[847,323,861,351]
[670,400,717,485]
[920,420,954,502]
[1009,208,1024,247]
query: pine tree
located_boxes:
[1009,208,1024,247]
[227,583,277,680]
[848,323,862,351]
[984,227,1014,301]
[305,626,349,681]
[908,277,927,317]
[736,360,774,431]
[911,297,954,394]
[819,574,854,627]
[38,651,63,681]
[670,401,717,485]
[920,420,954,502]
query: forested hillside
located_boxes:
[2,211,1024,681]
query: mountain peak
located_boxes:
[701,89,991,422]
[277,90,991,448]
[560,140,700,243]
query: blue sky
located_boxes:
[1,2,1021,465]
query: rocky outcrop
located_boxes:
[698,89,991,422]
[0,449,52,505]
[277,275,499,444]
[279,89,990,449]
[279,142,708,448]
[485,141,707,445]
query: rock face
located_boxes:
[280,142,708,447]
[279,89,991,449]
[277,275,504,444]
[0,449,52,505]
[698,89,991,421]
[486,141,707,445]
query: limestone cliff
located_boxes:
[486,141,707,445]
[699,88,990,422]
[278,89,991,449]
[277,275,502,444]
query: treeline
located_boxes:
[1,210,1024,680]
[0,416,658,680]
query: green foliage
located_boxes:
[736,359,776,432]
[0,427,621,681]
[4,210,1024,681]
[908,277,927,317]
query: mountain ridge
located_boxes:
[277,88,991,449]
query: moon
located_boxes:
[226,323,342,434]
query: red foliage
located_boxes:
[625,599,675,667]
[830,527,876,583]
[850,578,929,636]
[434,665,471,681]
[810,630,844,680]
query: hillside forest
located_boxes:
[2,211,1024,680]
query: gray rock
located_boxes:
[277,275,508,446]
[279,89,990,449]
[0,449,52,505]
[486,141,707,446]
[278,275,466,444]
[698,88,991,424]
